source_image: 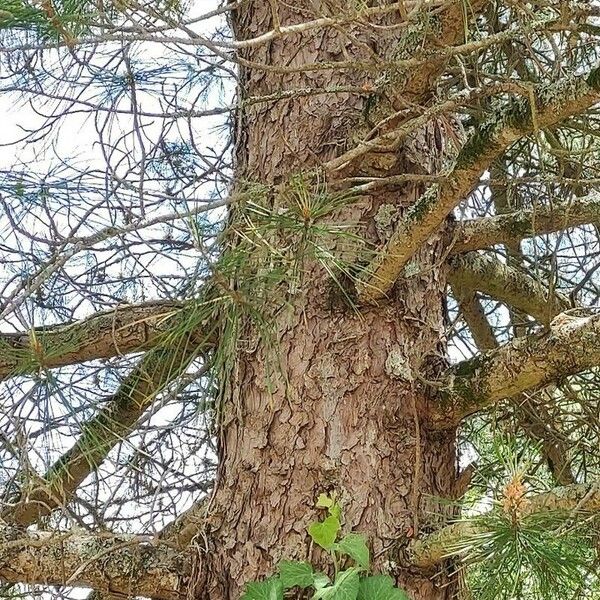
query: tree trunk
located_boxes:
[200,3,458,598]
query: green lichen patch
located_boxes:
[405,184,440,225]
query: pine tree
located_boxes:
[1,2,600,599]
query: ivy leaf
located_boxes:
[329,501,342,521]
[241,576,284,600]
[312,568,360,600]
[335,533,370,569]
[278,560,314,589]
[357,575,409,600]
[308,514,341,550]
[316,493,335,509]
[316,492,342,520]
[313,572,331,590]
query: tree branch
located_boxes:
[0,525,189,599]
[451,286,498,351]
[0,301,186,381]
[409,481,600,569]
[429,311,600,428]
[451,285,575,485]
[3,341,201,526]
[448,253,571,325]
[401,0,488,103]
[159,500,209,549]
[357,68,600,303]
[449,192,600,254]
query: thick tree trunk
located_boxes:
[200,3,458,598]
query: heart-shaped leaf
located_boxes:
[357,575,409,600]
[335,533,370,569]
[308,514,340,550]
[278,560,314,589]
[241,576,284,600]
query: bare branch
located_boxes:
[159,500,208,549]
[409,481,600,568]
[450,192,600,254]
[0,301,186,381]
[0,525,189,599]
[451,286,498,351]
[451,286,575,485]
[357,68,600,303]
[448,253,571,325]
[3,341,201,526]
[430,311,600,428]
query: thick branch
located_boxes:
[0,301,184,381]
[409,481,600,568]
[357,68,600,303]
[451,286,575,484]
[430,311,600,428]
[401,0,487,103]
[159,500,208,549]
[3,341,201,526]
[0,525,188,599]
[448,253,571,325]
[450,192,600,254]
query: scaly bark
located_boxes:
[198,2,472,599]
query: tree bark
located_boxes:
[198,3,461,599]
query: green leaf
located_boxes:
[357,575,409,600]
[308,514,341,550]
[313,572,331,590]
[316,492,342,520]
[329,501,342,521]
[335,533,370,569]
[316,493,335,509]
[278,560,314,589]
[312,568,360,600]
[241,577,284,600]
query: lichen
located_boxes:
[385,348,413,381]
[405,184,440,224]
[374,204,399,242]
[446,353,493,408]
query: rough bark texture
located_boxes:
[199,3,462,599]
[0,526,188,600]
[434,312,600,427]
